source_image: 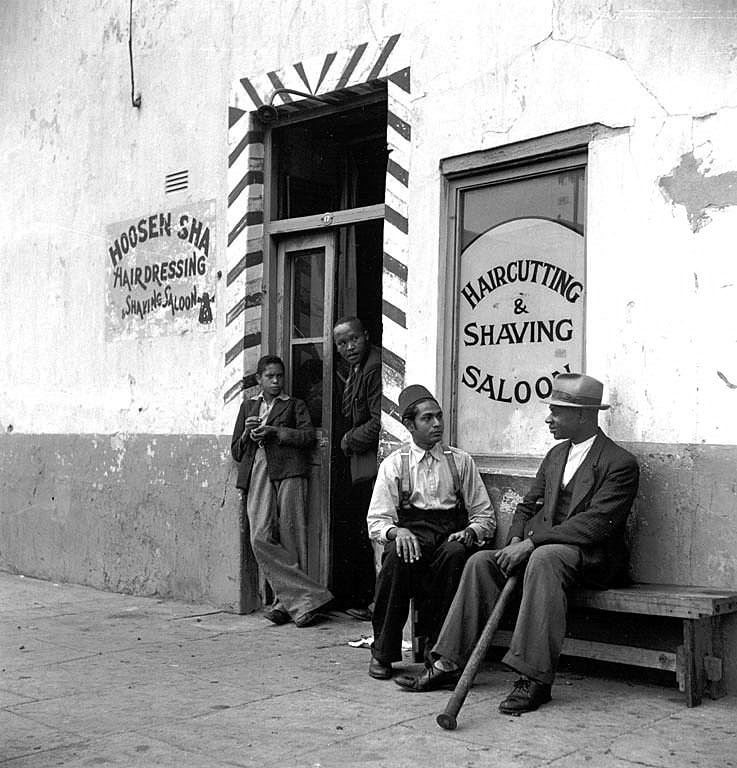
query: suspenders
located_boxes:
[396,444,464,513]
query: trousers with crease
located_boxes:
[246,447,332,619]
[432,544,581,685]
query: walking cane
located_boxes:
[436,574,519,731]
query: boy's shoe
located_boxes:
[345,607,373,621]
[263,607,291,625]
[294,610,325,628]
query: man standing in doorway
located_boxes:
[394,373,639,715]
[332,316,382,620]
[367,384,496,680]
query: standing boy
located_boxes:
[231,355,333,627]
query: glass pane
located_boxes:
[273,100,388,218]
[291,343,324,427]
[292,248,325,339]
[455,167,586,457]
[460,167,585,250]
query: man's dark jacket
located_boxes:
[506,428,639,588]
[342,345,382,480]
[231,396,315,492]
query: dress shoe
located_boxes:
[294,610,324,628]
[345,607,372,621]
[498,678,552,714]
[394,664,461,692]
[368,657,393,680]
[263,607,290,625]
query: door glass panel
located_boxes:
[289,245,328,428]
[292,249,325,339]
[291,343,324,426]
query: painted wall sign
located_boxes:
[456,217,584,456]
[105,200,216,339]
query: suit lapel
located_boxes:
[546,442,568,514]
[265,398,289,424]
[566,430,607,515]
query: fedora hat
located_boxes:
[398,384,438,419]
[546,373,610,410]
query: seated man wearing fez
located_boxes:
[395,373,639,715]
[366,384,496,680]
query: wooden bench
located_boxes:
[488,583,737,707]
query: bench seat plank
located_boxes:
[570,584,737,618]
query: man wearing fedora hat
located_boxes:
[394,373,639,714]
[365,384,496,680]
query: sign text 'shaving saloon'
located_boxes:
[105,201,216,339]
[456,218,584,456]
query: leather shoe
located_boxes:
[394,664,461,692]
[294,610,324,628]
[263,607,290,625]
[345,607,373,621]
[498,678,552,714]
[368,657,393,680]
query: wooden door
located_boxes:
[276,232,336,586]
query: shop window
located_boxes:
[442,134,589,466]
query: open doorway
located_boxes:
[267,92,387,594]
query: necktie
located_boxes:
[342,366,356,420]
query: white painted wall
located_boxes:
[6,0,734,445]
[0,0,233,436]
[233,0,737,449]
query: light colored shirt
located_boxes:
[562,433,597,488]
[249,392,290,443]
[367,440,496,545]
[252,391,289,419]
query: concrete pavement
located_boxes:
[1,572,736,767]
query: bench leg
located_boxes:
[706,616,725,700]
[680,618,709,707]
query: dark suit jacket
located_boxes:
[506,428,639,588]
[342,345,382,479]
[231,396,315,491]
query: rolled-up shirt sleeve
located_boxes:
[458,453,496,543]
[366,455,400,544]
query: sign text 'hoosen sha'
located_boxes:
[105,200,216,339]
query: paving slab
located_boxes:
[2,572,737,768]
[0,730,237,768]
[1,709,85,763]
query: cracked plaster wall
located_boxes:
[0,0,244,608]
[0,0,234,437]
[233,0,737,446]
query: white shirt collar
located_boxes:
[409,439,444,461]
[568,433,597,455]
[250,392,290,402]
